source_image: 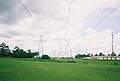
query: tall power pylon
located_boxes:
[55,38,71,58]
[53,0,72,58]
[38,35,47,56]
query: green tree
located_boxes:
[75,54,83,58]
[12,46,27,58]
[27,49,36,58]
[0,42,10,57]
[118,54,120,56]
[86,53,90,57]
[27,49,31,53]
[111,52,116,56]
[12,47,38,58]
[94,54,98,56]
[99,52,105,56]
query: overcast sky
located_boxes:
[0,0,120,57]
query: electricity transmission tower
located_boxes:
[38,35,47,56]
[53,0,72,58]
[55,38,71,58]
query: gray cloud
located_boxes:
[7,30,22,36]
[0,30,21,38]
[0,0,15,13]
[0,33,13,38]
[0,0,30,25]
[0,0,18,24]
[26,0,67,20]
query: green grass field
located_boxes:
[0,58,120,81]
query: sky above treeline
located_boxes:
[0,0,120,57]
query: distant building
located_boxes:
[89,56,120,60]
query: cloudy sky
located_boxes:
[0,0,120,57]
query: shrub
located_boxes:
[42,55,50,59]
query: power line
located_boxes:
[93,4,120,28]
[0,1,18,25]
[17,0,42,29]
[0,17,12,25]
[0,12,12,25]
[17,0,33,17]
[0,12,17,25]
[4,0,18,24]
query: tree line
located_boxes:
[75,52,120,59]
[1,42,120,58]
[0,42,38,58]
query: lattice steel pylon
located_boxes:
[56,0,72,58]
[38,35,47,56]
[52,0,73,58]
[55,38,71,58]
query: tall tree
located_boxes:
[0,42,10,57]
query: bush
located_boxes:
[42,55,50,59]
[67,60,76,63]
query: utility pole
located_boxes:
[111,32,114,55]
[70,49,72,58]
[86,45,87,55]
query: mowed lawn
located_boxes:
[0,58,120,81]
